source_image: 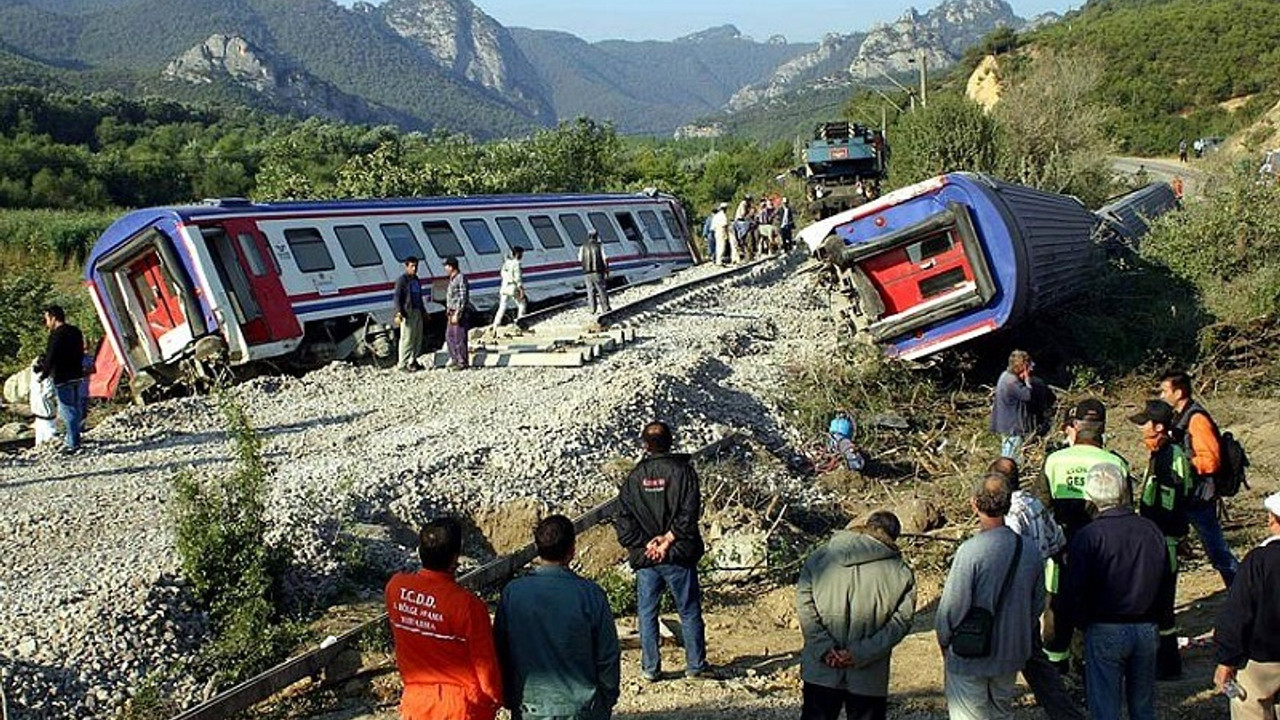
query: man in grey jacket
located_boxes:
[937,475,1046,720]
[495,515,620,720]
[796,511,915,720]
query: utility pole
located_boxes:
[919,50,928,109]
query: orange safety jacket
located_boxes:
[1181,409,1222,478]
[386,569,503,720]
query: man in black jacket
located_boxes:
[392,256,425,372]
[614,421,707,682]
[1214,492,1280,718]
[35,305,86,452]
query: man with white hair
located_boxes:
[1061,463,1170,720]
[1214,492,1280,718]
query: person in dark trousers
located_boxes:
[1038,399,1131,671]
[35,305,86,452]
[1130,399,1192,680]
[990,350,1034,460]
[495,515,620,720]
[796,511,915,720]
[988,461,1082,720]
[443,256,470,370]
[1160,369,1240,587]
[1062,463,1169,720]
[614,421,707,681]
[579,229,611,316]
[393,256,425,372]
[778,197,796,253]
[1214,492,1280,719]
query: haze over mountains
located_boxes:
[0,0,1052,137]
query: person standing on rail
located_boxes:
[443,256,471,370]
[495,515,621,720]
[580,229,611,317]
[1160,370,1241,588]
[491,247,527,334]
[1130,399,1193,680]
[712,203,732,265]
[987,459,1083,720]
[35,304,86,452]
[1038,398,1131,673]
[796,510,915,720]
[393,256,425,372]
[385,517,503,720]
[614,421,708,682]
[990,350,1035,461]
[1214,491,1280,718]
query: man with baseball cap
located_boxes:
[1214,492,1280,717]
[1130,399,1193,680]
[1039,397,1132,672]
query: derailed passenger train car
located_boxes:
[798,172,1141,360]
[85,192,695,397]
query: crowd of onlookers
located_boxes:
[382,358,1280,720]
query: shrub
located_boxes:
[886,94,1001,188]
[172,391,303,688]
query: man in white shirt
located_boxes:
[491,246,527,332]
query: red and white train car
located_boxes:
[84,191,695,396]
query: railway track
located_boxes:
[166,434,743,720]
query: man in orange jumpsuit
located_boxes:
[386,517,502,720]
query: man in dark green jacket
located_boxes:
[796,511,915,720]
[495,515,620,720]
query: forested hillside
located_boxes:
[1031,0,1280,153]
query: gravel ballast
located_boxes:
[0,255,842,718]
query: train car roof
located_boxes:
[85,191,676,279]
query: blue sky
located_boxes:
[340,0,1079,43]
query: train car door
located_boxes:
[208,220,302,344]
[125,250,189,357]
[614,212,650,256]
[857,229,974,316]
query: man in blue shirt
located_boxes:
[392,257,425,372]
[990,350,1034,460]
[495,515,620,720]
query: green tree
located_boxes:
[887,95,1001,187]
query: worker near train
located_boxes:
[385,517,503,720]
[1039,399,1132,674]
[1159,370,1240,588]
[990,350,1035,461]
[580,229,611,317]
[492,247,527,334]
[494,515,621,720]
[35,304,86,452]
[614,421,708,681]
[393,256,425,372]
[444,256,471,370]
[712,202,732,265]
[1129,399,1193,680]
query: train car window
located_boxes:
[235,233,269,276]
[918,268,966,299]
[379,223,425,263]
[661,210,683,240]
[638,210,667,240]
[906,234,954,264]
[495,216,535,251]
[130,273,159,312]
[284,228,335,273]
[334,225,383,268]
[529,215,565,249]
[558,214,590,246]
[460,219,501,255]
[587,212,621,243]
[422,220,466,258]
[615,212,643,243]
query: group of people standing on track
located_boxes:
[391,229,613,373]
[704,193,796,266]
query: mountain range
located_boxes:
[0,0,1049,138]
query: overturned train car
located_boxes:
[85,192,696,398]
[799,173,1174,360]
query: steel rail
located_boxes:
[167,433,741,720]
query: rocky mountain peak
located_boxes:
[162,34,277,92]
[675,24,744,43]
[851,0,1024,76]
[378,0,553,121]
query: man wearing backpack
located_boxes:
[1160,370,1241,588]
